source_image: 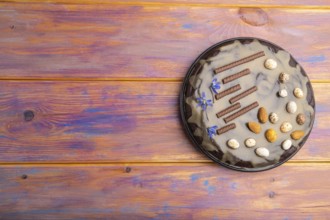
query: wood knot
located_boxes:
[125,167,131,173]
[268,191,275,198]
[238,8,269,26]
[24,110,34,122]
[21,174,28,179]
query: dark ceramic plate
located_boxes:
[180,37,315,172]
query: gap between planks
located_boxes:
[1,1,330,10]
[0,77,182,83]
[0,78,329,84]
[0,160,329,167]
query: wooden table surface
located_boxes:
[0,0,330,219]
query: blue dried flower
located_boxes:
[211,78,221,93]
[207,125,218,139]
[196,92,213,111]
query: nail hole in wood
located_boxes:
[21,174,28,179]
[125,167,131,173]
[268,191,275,198]
[10,25,15,30]
[24,110,34,122]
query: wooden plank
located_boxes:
[0,81,328,162]
[0,163,329,219]
[2,0,330,8]
[0,4,330,80]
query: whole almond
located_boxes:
[291,130,304,140]
[258,107,268,124]
[247,122,261,134]
[265,129,277,143]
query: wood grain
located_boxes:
[0,4,330,80]
[0,163,329,219]
[0,81,328,163]
[0,1,329,219]
[3,0,330,8]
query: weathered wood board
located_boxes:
[0,0,329,218]
[0,81,327,163]
[0,164,329,219]
[4,0,330,7]
[0,4,330,80]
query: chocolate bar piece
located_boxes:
[217,123,236,135]
[229,86,257,104]
[214,51,265,74]
[222,69,251,84]
[215,84,241,100]
[224,101,259,123]
[216,102,241,118]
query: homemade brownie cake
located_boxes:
[180,38,315,171]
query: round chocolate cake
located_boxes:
[180,38,315,172]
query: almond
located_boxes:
[247,122,261,134]
[265,129,277,143]
[291,130,304,140]
[258,107,268,124]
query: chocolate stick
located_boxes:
[223,101,259,123]
[229,86,257,104]
[216,102,241,118]
[216,123,236,135]
[222,69,250,84]
[215,84,241,100]
[214,51,265,74]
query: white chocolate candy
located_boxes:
[255,147,270,157]
[227,139,239,149]
[293,88,304,98]
[282,140,292,150]
[245,138,256,148]
[269,112,279,124]
[264,59,277,70]
[279,72,289,83]
[286,101,297,114]
[280,122,293,133]
[278,89,288,97]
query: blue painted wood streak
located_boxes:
[0,164,329,219]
